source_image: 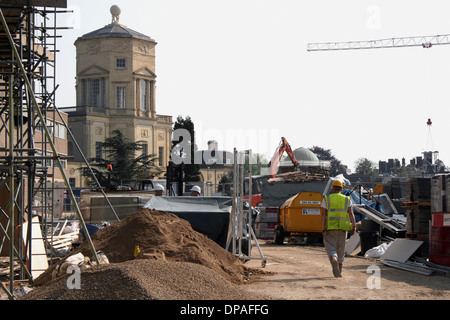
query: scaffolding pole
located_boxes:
[226,148,266,268]
[0,4,99,299]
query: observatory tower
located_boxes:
[67,5,173,185]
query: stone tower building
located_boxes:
[67,5,172,186]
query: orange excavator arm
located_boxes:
[268,137,299,178]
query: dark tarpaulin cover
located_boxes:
[144,196,232,248]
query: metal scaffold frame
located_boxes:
[0,3,100,300]
[226,148,266,268]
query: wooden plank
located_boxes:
[401,201,431,207]
[22,217,48,279]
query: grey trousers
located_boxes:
[323,230,347,264]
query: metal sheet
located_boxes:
[353,204,406,233]
[345,232,360,255]
[380,238,423,263]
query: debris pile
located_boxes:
[268,171,326,183]
[26,209,267,300]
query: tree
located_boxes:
[79,130,158,189]
[309,146,347,176]
[171,115,201,182]
[246,153,269,176]
[218,171,233,196]
[354,157,378,175]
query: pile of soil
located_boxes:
[28,209,266,300]
[22,259,265,300]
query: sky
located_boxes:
[54,1,450,172]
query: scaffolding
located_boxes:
[0,1,99,299]
[226,148,266,267]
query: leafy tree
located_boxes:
[218,171,233,196]
[171,115,201,182]
[246,153,269,176]
[309,146,347,176]
[79,130,158,189]
[354,157,378,175]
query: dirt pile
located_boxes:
[29,209,266,299]
[23,259,265,300]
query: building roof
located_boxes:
[76,6,154,43]
[293,147,320,163]
[280,147,331,168]
[77,22,155,42]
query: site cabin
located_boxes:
[274,191,324,244]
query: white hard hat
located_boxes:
[154,184,164,191]
[191,185,201,193]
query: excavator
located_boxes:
[244,137,300,207]
[268,137,300,178]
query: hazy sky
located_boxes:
[54,1,450,172]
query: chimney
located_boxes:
[207,140,218,151]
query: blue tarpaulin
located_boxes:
[342,189,387,222]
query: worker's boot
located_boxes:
[330,256,341,278]
[339,263,343,275]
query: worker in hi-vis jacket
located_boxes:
[321,180,356,277]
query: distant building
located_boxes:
[66,6,173,187]
[379,151,441,175]
[194,140,233,193]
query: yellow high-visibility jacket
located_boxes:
[324,193,352,231]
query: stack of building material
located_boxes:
[406,177,431,202]
[402,177,432,258]
[431,174,448,213]
[430,174,450,267]
[382,178,404,200]
[403,177,431,235]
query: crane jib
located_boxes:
[307,34,450,51]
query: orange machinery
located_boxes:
[268,137,299,178]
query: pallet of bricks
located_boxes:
[402,177,431,257]
[255,207,279,240]
[429,174,450,266]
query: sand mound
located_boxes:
[29,209,266,299]
[22,259,265,300]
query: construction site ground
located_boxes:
[243,240,450,300]
[5,208,450,305]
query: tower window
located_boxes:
[159,146,164,166]
[96,141,103,159]
[116,58,126,69]
[140,79,148,111]
[83,77,106,107]
[142,143,148,156]
[89,78,100,106]
[116,87,126,109]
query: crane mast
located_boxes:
[307,33,450,51]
